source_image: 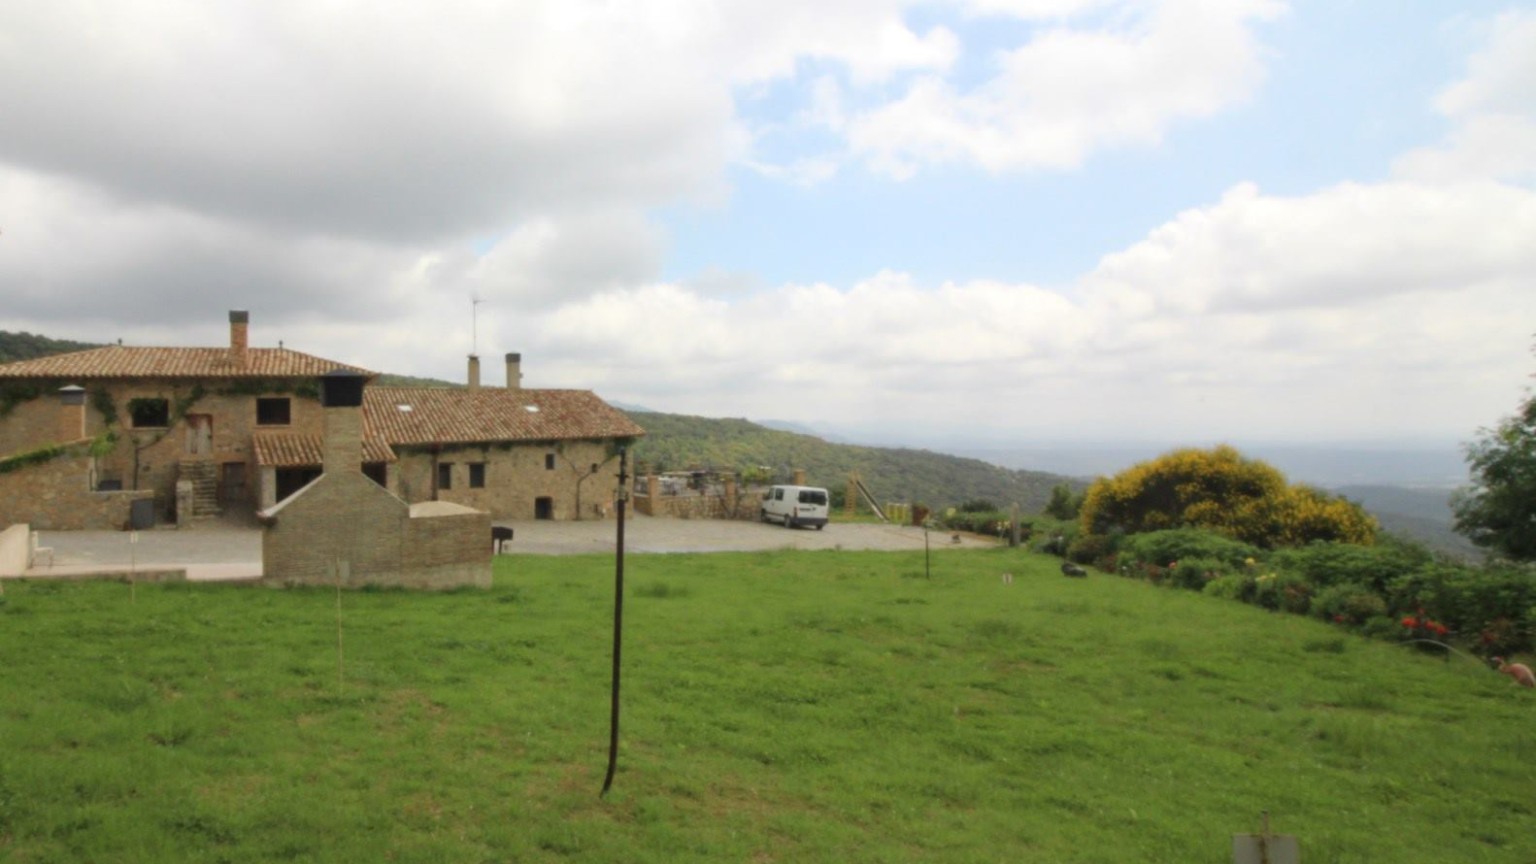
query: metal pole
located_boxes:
[601,448,629,796]
[924,519,931,579]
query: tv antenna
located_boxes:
[471,295,484,355]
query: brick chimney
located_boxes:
[229,310,249,368]
[467,355,481,391]
[505,352,522,390]
[320,370,367,475]
[57,385,87,442]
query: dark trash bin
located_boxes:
[130,498,155,530]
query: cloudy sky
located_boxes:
[2,1,1533,450]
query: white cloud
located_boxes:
[1393,9,1536,184]
[846,0,1286,177]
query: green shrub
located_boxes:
[1390,562,1536,654]
[1120,529,1262,572]
[1066,532,1119,567]
[957,499,999,514]
[1169,557,1224,591]
[1270,542,1419,593]
[937,510,1021,538]
[1360,615,1404,642]
[1312,584,1387,626]
[1254,571,1313,614]
[1203,573,1256,603]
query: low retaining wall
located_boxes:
[0,445,154,530]
[0,524,30,576]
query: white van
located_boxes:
[761,485,830,529]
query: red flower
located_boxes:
[1401,616,1418,629]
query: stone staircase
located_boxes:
[178,460,221,520]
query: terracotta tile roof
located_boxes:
[252,432,397,467]
[365,387,646,446]
[0,346,375,380]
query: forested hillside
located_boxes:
[0,331,100,363]
[626,410,1079,512]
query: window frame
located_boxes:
[437,462,454,490]
[469,462,486,488]
[129,397,170,429]
[255,397,292,426]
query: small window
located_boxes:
[469,463,486,488]
[129,398,170,428]
[545,453,556,470]
[256,397,291,426]
[799,489,828,506]
[590,463,599,475]
[438,462,453,490]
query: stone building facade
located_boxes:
[0,312,644,529]
[368,381,644,521]
[260,372,490,590]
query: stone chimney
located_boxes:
[57,385,87,442]
[320,370,367,475]
[229,310,249,368]
[467,355,481,391]
[505,352,522,390]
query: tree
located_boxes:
[1043,484,1082,520]
[1453,380,1536,560]
[1079,445,1375,548]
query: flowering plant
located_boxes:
[1400,614,1449,640]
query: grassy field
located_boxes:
[1,547,1531,863]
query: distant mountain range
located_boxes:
[623,411,1078,513]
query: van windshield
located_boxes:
[798,490,828,506]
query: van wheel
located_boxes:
[785,515,796,529]
[815,524,824,531]
[760,509,768,523]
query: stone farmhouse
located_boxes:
[0,311,644,530]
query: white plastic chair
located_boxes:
[30,531,53,568]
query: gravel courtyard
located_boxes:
[19,515,1000,580]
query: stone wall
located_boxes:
[262,471,406,585]
[633,475,757,520]
[0,443,153,530]
[1,380,326,523]
[403,502,492,588]
[393,439,621,521]
[0,394,71,457]
[261,471,490,589]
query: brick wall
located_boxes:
[0,443,153,530]
[261,470,490,589]
[262,471,405,585]
[394,439,621,520]
[0,394,70,457]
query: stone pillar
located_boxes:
[320,370,367,476]
[467,355,481,391]
[793,468,806,486]
[229,310,249,368]
[259,466,277,510]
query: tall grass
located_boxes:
[0,548,1530,862]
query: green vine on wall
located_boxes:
[0,379,64,418]
[214,378,320,400]
[0,442,69,474]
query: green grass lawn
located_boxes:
[1,548,1531,863]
